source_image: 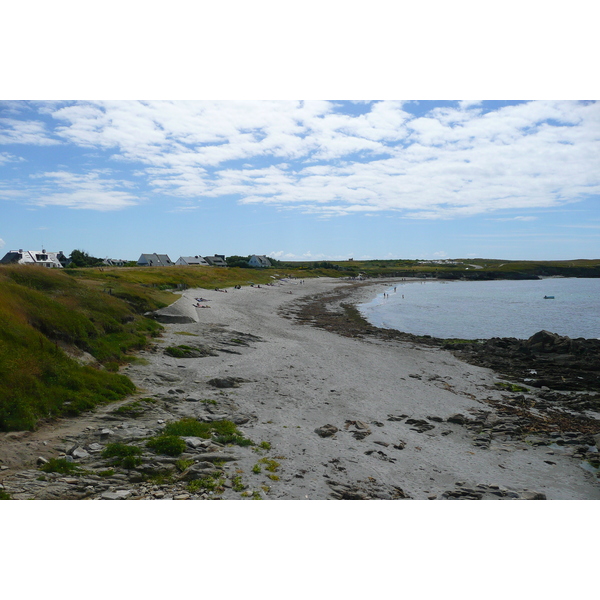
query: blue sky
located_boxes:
[1,99,599,262]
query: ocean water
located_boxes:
[358,278,600,340]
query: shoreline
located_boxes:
[1,276,599,500]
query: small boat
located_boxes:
[544,295,555,299]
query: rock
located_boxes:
[71,447,90,460]
[101,490,132,500]
[183,437,208,449]
[387,414,408,421]
[447,414,467,424]
[521,491,547,500]
[179,462,221,481]
[207,377,247,388]
[315,424,338,438]
[36,456,49,466]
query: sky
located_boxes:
[1,4,599,263]
[2,99,599,262]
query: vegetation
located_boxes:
[0,490,12,500]
[162,418,253,446]
[101,443,143,468]
[495,382,530,393]
[146,434,187,456]
[2,257,598,432]
[39,458,82,475]
[66,249,104,268]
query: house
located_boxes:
[175,255,210,266]
[248,255,272,268]
[102,258,127,267]
[137,253,174,267]
[0,249,67,268]
[204,255,228,267]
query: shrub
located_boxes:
[146,434,187,456]
[39,458,82,474]
[101,443,143,468]
[0,490,12,500]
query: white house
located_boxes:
[175,255,210,266]
[137,253,174,267]
[0,249,67,268]
[248,255,272,268]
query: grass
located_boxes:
[162,418,254,446]
[495,382,530,393]
[146,434,187,456]
[39,458,83,475]
[0,490,12,500]
[187,473,225,494]
[101,443,143,468]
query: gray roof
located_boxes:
[138,253,174,266]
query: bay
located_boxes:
[358,278,600,340]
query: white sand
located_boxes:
[122,277,600,500]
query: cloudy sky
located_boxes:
[1,3,598,263]
[1,99,598,261]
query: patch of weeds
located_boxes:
[259,458,280,473]
[146,434,187,456]
[258,441,271,450]
[201,399,217,406]
[126,356,150,365]
[267,474,280,481]
[101,443,143,468]
[230,338,247,345]
[164,418,213,438]
[495,382,529,393]
[98,469,115,477]
[145,472,174,485]
[39,458,82,475]
[252,491,262,500]
[240,491,250,498]
[187,474,225,494]
[0,490,12,500]
[174,331,199,336]
[175,458,195,472]
[252,463,262,474]
[231,475,246,492]
[213,433,254,447]
[112,401,145,418]
[261,485,270,493]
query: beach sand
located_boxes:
[125,277,600,499]
[2,276,598,500]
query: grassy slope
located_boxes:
[0,264,339,431]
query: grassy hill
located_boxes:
[0,263,333,431]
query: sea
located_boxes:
[357,278,600,340]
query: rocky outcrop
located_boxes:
[448,330,600,391]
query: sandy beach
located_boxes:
[1,276,599,500]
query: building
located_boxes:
[204,255,228,267]
[248,255,272,268]
[137,253,174,267]
[102,258,127,267]
[175,256,210,266]
[0,249,67,268]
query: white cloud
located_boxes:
[4,100,600,220]
[0,118,60,145]
[0,152,24,165]
[28,171,140,211]
[0,238,5,249]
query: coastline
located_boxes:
[1,276,599,500]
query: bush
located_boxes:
[39,458,82,474]
[102,443,143,468]
[146,434,187,456]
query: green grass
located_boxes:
[0,490,12,500]
[495,382,530,393]
[146,434,187,456]
[39,458,83,475]
[101,443,143,468]
[162,418,254,446]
